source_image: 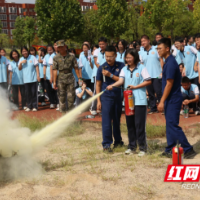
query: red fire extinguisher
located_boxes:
[172,140,183,165]
[124,89,134,116]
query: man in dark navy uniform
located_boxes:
[157,38,196,159]
[96,46,125,152]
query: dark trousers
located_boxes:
[165,98,193,153]
[146,78,162,112]
[75,96,88,107]
[126,106,147,151]
[0,82,7,90]
[190,77,200,90]
[84,79,94,91]
[39,78,45,102]
[12,85,26,108]
[24,82,38,109]
[90,76,97,111]
[182,92,199,111]
[44,79,56,104]
[101,95,122,148]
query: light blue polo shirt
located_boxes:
[72,58,79,82]
[43,53,55,80]
[116,51,125,63]
[0,56,9,83]
[91,55,98,83]
[9,60,23,85]
[139,46,162,79]
[76,87,92,100]
[97,50,106,66]
[181,84,199,96]
[36,55,44,79]
[19,55,38,84]
[79,54,93,80]
[119,63,151,106]
[178,46,198,79]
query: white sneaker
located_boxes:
[138,151,146,157]
[195,111,200,115]
[24,106,27,110]
[56,107,59,111]
[41,102,46,106]
[32,108,37,112]
[180,110,184,115]
[25,108,31,112]
[90,110,97,115]
[50,104,55,109]
[57,104,59,108]
[125,149,136,155]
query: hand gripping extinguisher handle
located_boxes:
[177,140,179,165]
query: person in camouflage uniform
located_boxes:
[53,40,80,113]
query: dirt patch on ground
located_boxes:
[0,122,200,200]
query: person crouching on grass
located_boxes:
[75,79,93,106]
[106,48,151,157]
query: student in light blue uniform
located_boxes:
[133,42,141,52]
[0,50,9,91]
[75,79,93,106]
[37,47,46,106]
[18,46,40,112]
[8,49,26,110]
[187,36,195,47]
[96,37,107,68]
[69,48,79,86]
[43,45,56,109]
[174,37,198,86]
[79,44,93,90]
[107,48,151,156]
[140,35,163,114]
[116,39,126,64]
[181,76,200,115]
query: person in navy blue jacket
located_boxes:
[96,46,125,153]
[157,38,196,159]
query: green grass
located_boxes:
[121,123,166,138]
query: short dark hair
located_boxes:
[188,35,193,40]
[175,37,183,43]
[133,42,140,49]
[46,44,55,52]
[38,47,46,55]
[29,46,37,56]
[195,33,200,39]
[10,49,20,60]
[182,76,190,83]
[69,48,76,55]
[125,48,140,65]
[105,45,116,54]
[21,46,29,55]
[117,39,127,50]
[152,40,157,46]
[98,37,107,43]
[156,33,163,38]
[141,35,150,40]
[157,38,171,49]
[179,63,184,68]
[91,44,99,52]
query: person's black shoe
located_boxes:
[148,110,159,114]
[160,151,172,158]
[103,147,113,153]
[184,149,197,159]
[113,141,124,149]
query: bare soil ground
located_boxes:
[1,122,200,200]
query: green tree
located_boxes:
[74,9,101,45]
[96,0,129,42]
[0,33,9,48]
[12,17,26,47]
[193,0,200,32]
[35,0,84,43]
[23,16,35,48]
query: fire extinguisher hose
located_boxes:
[177,140,179,165]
